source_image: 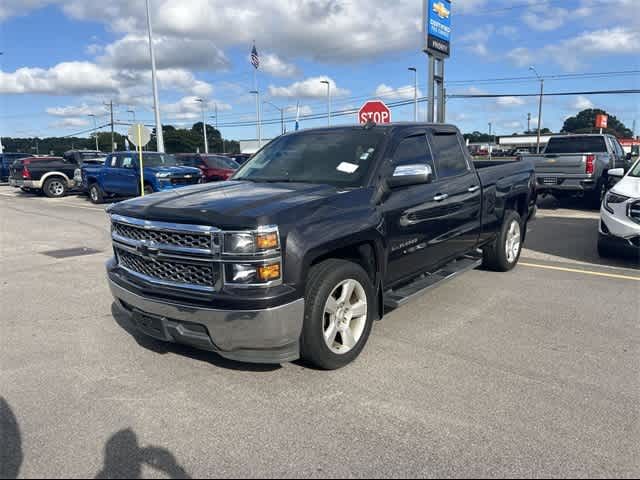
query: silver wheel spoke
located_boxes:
[350,300,367,318]
[325,296,339,315]
[342,328,357,349]
[338,280,356,305]
[324,320,338,344]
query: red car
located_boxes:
[176,154,240,182]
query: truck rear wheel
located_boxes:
[300,259,375,370]
[483,210,523,272]
[43,177,67,198]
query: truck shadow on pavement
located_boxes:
[0,398,22,480]
[95,429,191,479]
[110,303,281,372]
[525,215,639,270]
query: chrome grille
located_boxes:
[116,247,217,289]
[113,222,213,251]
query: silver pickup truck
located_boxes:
[528,134,632,207]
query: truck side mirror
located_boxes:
[388,164,433,188]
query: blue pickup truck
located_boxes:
[81,151,203,204]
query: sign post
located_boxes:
[423,0,451,123]
[128,124,152,196]
[358,101,392,124]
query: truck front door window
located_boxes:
[392,135,435,173]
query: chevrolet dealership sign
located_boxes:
[424,0,452,58]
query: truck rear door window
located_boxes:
[545,137,607,154]
[429,133,469,178]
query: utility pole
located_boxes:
[530,66,544,154]
[145,0,165,152]
[408,67,418,122]
[250,90,261,147]
[527,113,531,133]
[488,122,493,161]
[263,101,285,135]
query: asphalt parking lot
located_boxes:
[1,185,639,478]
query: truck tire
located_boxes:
[89,183,104,204]
[482,210,523,272]
[587,180,607,209]
[43,177,68,198]
[143,184,154,195]
[300,259,375,370]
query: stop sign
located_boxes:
[358,100,391,124]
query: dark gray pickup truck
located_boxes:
[529,134,632,207]
[106,123,536,369]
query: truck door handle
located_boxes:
[468,186,480,193]
[433,194,449,202]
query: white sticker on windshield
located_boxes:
[337,162,359,174]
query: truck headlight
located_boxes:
[223,227,280,254]
[604,192,629,214]
[156,172,171,179]
[226,262,281,285]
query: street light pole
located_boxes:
[145,0,165,153]
[408,67,418,122]
[530,66,544,154]
[263,101,285,135]
[127,109,136,123]
[196,98,208,154]
[320,80,331,126]
[88,114,99,151]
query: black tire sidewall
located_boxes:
[89,184,103,204]
[301,260,375,370]
[496,211,523,271]
[44,177,67,198]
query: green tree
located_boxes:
[562,109,632,138]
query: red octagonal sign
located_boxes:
[358,100,391,125]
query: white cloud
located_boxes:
[375,84,422,101]
[0,62,119,95]
[161,96,232,121]
[572,96,594,110]
[259,53,301,78]
[507,27,640,70]
[502,121,523,130]
[99,34,229,71]
[495,96,526,108]
[46,103,105,117]
[268,77,349,99]
[522,7,570,32]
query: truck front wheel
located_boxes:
[483,210,523,272]
[89,183,104,204]
[300,259,375,370]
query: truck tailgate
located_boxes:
[533,154,586,174]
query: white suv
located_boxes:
[599,160,640,259]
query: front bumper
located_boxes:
[599,205,640,257]
[108,265,305,364]
[536,174,596,193]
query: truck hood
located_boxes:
[109,180,363,229]
[144,166,201,176]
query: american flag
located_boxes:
[251,44,260,69]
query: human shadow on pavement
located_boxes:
[110,303,281,372]
[0,398,22,480]
[95,429,190,479]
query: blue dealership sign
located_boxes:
[424,0,451,58]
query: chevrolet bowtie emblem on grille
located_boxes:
[136,240,159,257]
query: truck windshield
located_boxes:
[142,154,178,167]
[233,129,386,187]
[545,136,607,154]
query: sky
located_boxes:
[0,0,639,145]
